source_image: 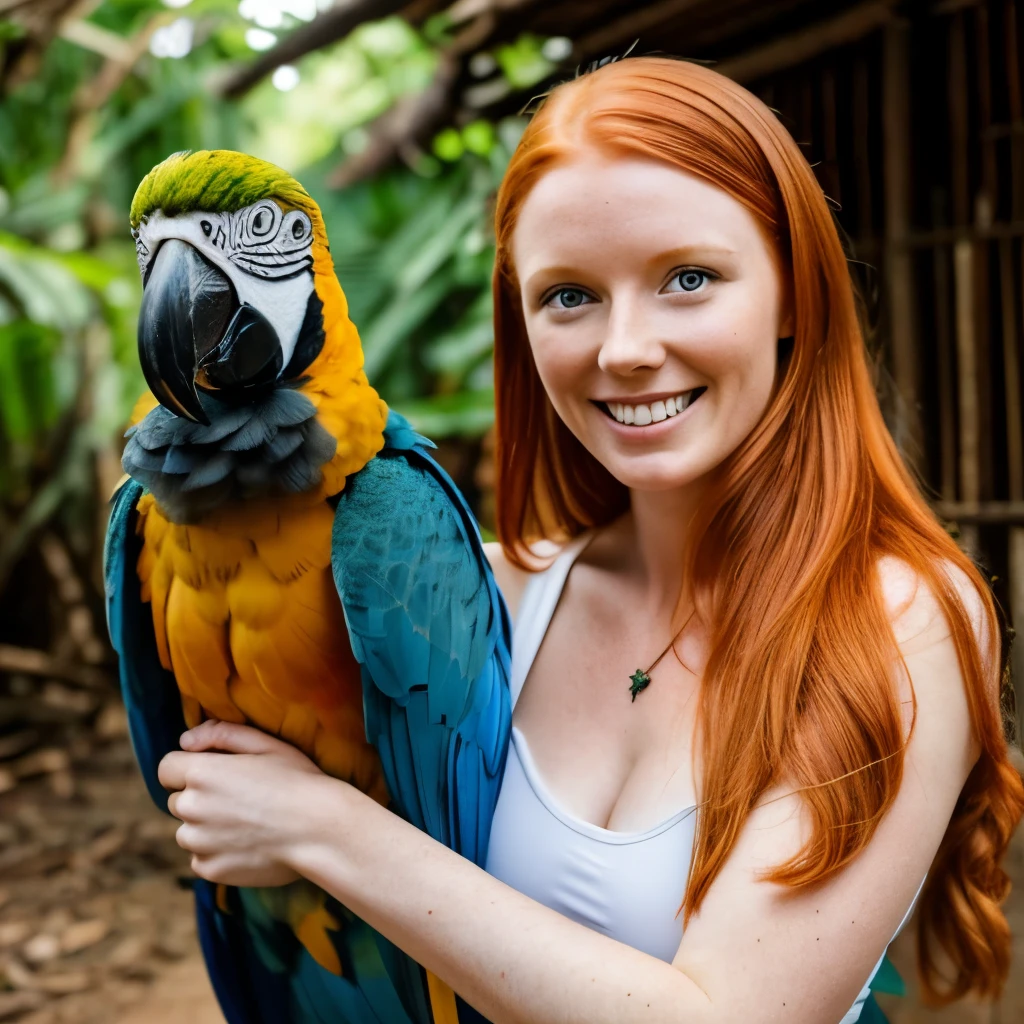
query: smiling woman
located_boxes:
[511,156,788,490]
[159,57,1024,1024]
[485,55,1024,1014]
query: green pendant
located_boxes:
[628,668,651,702]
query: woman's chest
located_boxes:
[512,596,704,834]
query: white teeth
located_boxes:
[604,391,698,426]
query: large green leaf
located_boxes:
[393,388,495,438]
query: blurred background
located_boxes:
[0,0,1021,1021]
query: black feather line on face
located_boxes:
[280,289,326,381]
[122,385,337,524]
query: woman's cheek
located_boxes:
[531,326,593,415]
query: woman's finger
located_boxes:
[175,822,221,857]
[180,720,293,757]
[157,750,193,792]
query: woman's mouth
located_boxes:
[596,387,707,426]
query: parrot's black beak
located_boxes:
[138,239,284,425]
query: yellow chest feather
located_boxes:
[135,493,385,801]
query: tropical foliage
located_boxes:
[0,0,548,587]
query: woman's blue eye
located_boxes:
[549,288,588,309]
[676,270,707,292]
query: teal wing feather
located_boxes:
[104,479,438,1024]
[331,411,513,866]
[103,479,186,811]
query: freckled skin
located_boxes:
[512,152,792,494]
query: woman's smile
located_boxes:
[591,387,708,438]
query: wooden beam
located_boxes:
[1000,239,1023,501]
[881,17,922,467]
[932,203,957,501]
[572,0,706,67]
[0,644,111,690]
[953,238,981,506]
[715,0,896,84]
[900,220,1024,247]
[1006,0,1024,724]
[933,502,1024,524]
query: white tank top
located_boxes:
[483,532,920,1022]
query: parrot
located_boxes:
[103,150,511,1024]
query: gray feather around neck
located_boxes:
[122,387,337,523]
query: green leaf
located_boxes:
[496,34,554,89]
[0,320,62,442]
[462,120,496,157]
[361,269,454,380]
[395,192,482,295]
[392,389,495,438]
[433,127,464,162]
[0,235,95,330]
[423,292,494,376]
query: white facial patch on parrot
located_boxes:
[132,201,316,369]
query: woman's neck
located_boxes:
[603,483,707,617]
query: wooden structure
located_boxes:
[212,0,1024,711]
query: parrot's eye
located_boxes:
[241,201,282,245]
[287,212,311,243]
[200,220,212,236]
[252,207,274,236]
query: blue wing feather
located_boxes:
[332,411,513,866]
[107,408,509,1023]
[104,479,436,1024]
[103,479,186,811]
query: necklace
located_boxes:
[627,613,692,702]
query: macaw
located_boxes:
[103,150,511,1024]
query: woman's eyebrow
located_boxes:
[646,245,738,267]
[521,266,587,291]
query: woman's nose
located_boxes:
[596,298,667,375]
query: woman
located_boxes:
[159,57,1024,1022]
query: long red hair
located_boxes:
[491,57,1024,1003]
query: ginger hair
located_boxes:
[491,56,1024,1003]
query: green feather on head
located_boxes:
[130,149,322,231]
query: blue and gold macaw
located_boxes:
[103,150,511,1024]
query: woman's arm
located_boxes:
[160,560,981,1024]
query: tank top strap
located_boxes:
[510,531,595,709]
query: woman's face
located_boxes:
[511,152,790,492]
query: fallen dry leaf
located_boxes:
[59,918,109,955]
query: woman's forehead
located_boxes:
[511,155,766,272]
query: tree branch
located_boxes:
[219,0,438,100]
[327,0,535,187]
[53,11,171,184]
[0,644,111,690]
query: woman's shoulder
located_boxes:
[482,533,592,623]
[483,542,532,623]
[875,553,991,663]
[874,553,992,768]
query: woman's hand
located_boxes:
[158,720,336,888]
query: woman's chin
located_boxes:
[599,450,713,494]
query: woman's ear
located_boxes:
[778,298,794,340]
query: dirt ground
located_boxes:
[1,717,1021,1024]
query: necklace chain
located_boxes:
[628,610,693,702]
